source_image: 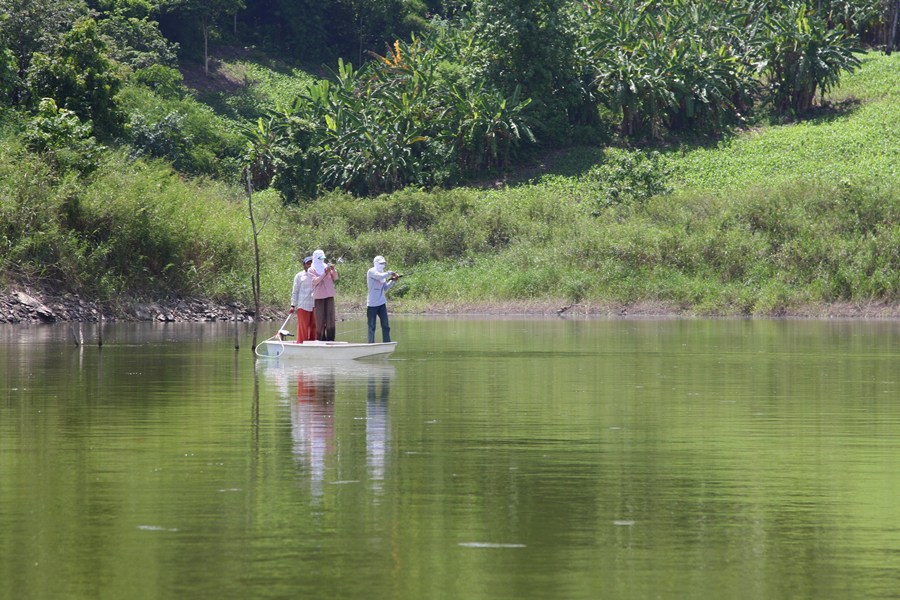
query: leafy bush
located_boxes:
[24,98,105,177]
[580,0,757,138]
[584,148,672,209]
[459,0,582,144]
[131,64,187,99]
[267,31,536,200]
[127,110,192,168]
[96,14,180,70]
[25,18,125,139]
[118,84,244,178]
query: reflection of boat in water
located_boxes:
[257,340,397,360]
[258,358,396,386]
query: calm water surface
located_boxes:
[1,318,899,599]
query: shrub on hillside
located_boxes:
[119,84,244,178]
[96,14,180,70]
[24,98,105,177]
[131,65,187,100]
[25,18,125,139]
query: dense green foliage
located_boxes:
[0,140,291,300]
[0,0,897,314]
[1,0,887,192]
[118,81,245,177]
[262,36,535,199]
[231,0,880,199]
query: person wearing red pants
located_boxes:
[289,255,317,342]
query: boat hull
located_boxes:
[258,340,397,360]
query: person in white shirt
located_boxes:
[289,256,316,342]
[366,255,398,343]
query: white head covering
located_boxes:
[373,255,386,273]
[312,249,327,275]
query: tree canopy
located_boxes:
[0,0,889,198]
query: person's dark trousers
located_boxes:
[367,304,390,343]
[314,297,336,341]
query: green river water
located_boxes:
[1,317,899,599]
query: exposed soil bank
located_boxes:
[0,288,270,325]
[5,288,895,325]
[387,299,900,319]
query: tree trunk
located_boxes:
[888,0,900,55]
[203,15,210,75]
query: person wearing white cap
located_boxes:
[289,255,316,342]
[309,249,339,341]
[366,255,398,343]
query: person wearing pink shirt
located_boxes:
[309,249,338,341]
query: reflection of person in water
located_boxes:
[291,369,336,499]
[366,373,391,490]
[284,364,395,501]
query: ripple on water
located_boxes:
[137,525,178,532]
[458,542,526,548]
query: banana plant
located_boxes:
[239,112,284,189]
[759,1,861,114]
[582,0,758,138]
[446,82,535,171]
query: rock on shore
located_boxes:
[0,289,268,324]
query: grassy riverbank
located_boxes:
[287,51,900,317]
[1,52,898,318]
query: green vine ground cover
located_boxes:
[665,52,900,192]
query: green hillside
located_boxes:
[1,0,898,318]
[667,52,900,191]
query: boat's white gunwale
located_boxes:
[258,340,397,360]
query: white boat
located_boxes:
[257,340,397,360]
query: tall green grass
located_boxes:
[196,60,317,119]
[278,177,898,314]
[0,140,292,304]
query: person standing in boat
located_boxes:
[309,249,338,341]
[366,255,399,343]
[289,255,316,342]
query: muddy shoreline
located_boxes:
[0,288,269,325]
[3,288,898,325]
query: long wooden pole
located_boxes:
[245,169,262,351]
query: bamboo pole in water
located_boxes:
[234,308,240,350]
[245,169,262,351]
[71,323,84,346]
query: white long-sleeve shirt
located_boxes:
[290,269,315,311]
[366,268,396,307]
